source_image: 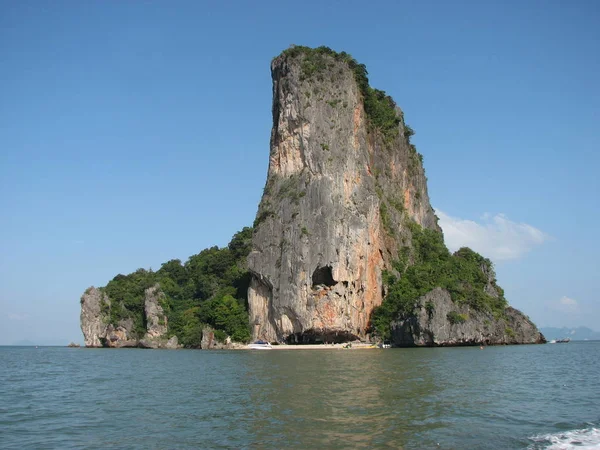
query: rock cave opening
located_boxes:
[311,265,336,287]
[286,328,359,344]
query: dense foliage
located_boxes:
[100,227,253,346]
[370,221,508,339]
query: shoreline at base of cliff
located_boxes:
[80,339,550,350]
[245,343,378,350]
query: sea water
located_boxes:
[0,342,598,449]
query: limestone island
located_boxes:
[80,46,545,349]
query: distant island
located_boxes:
[80,46,545,349]
[540,327,600,341]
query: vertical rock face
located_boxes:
[80,287,110,347]
[247,49,439,343]
[144,285,168,338]
[139,284,179,348]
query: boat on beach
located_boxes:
[248,340,272,350]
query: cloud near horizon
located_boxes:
[435,210,550,261]
[550,296,580,314]
[8,313,29,321]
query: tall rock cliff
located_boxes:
[247,47,440,343]
[248,46,544,346]
[80,287,111,347]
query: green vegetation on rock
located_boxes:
[102,269,156,336]
[447,311,468,325]
[281,45,402,142]
[363,87,401,141]
[99,227,253,346]
[371,221,508,339]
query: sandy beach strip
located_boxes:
[243,342,380,350]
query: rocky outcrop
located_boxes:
[247,48,439,343]
[138,286,179,348]
[80,284,180,348]
[81,46,544,348]
[139,336,179,349]
[247,47,544,346]
[200,326,232,349]
[104,318,137,348]
[143,285,169,338]
[80,287,110,347]
[391,288,546,346]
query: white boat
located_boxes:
[248,340,272,350]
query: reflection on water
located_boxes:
[245,350,445,449]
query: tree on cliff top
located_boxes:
[281,45,402,142]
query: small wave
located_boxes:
[529,426,600,449]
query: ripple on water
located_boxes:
[0,343,599,449]
[528,425,600,450]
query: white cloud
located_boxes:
[436,210,550,261]
[559,296,577,306]
[552,296,579,314]
[8,313,29,321]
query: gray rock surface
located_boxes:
[392,288,546,346]
[248,50,439,343]
[104,319,137,348]
[80,284,179,348]
[80,287,110,347]
[144,285,168,339]
[200,326,231,350]
[139,336,179,349]
[165,336,179,349]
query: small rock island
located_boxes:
[80,46,545,348]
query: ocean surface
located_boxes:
[0,342,598,449]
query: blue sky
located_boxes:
[1,0,598,344]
